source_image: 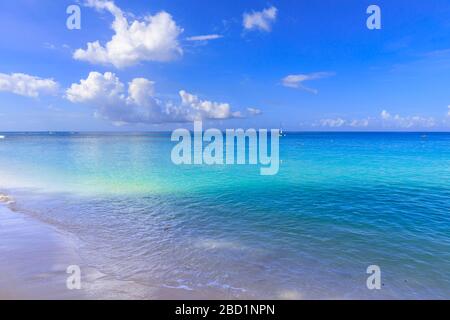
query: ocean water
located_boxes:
[0,132,449,299]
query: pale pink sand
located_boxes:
[0,204,89,299]
[0,203,234,300]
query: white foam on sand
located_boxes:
[276,289,304,300]
[0,194,14,205]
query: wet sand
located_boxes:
[0,202,243,300]
[0,203,165,300]
[0,204,85,299]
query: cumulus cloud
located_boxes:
[243,6,277,32]
[74,0,183,68]
[66,72,255,124]
[186,34,223,41]
[179,90,236,120]
[282,72,334,94]
[66,71,123,103]
[0,72,59,98]
[448,105,450,117]
[66,72,168,124]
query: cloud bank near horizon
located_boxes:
[318,110,439,129]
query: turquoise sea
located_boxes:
[0,132,449,299]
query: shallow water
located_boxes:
[1,132,449,299]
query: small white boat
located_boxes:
[0,135,5,139]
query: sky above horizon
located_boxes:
[1,0,450,131]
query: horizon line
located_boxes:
[1,130,450,134]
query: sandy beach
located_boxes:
[0,201,85,299]
[0,196,245,300]
[0,202,155,300]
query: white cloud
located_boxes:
[318,110,438,130]
[74,0,183,68]
[380,110,436,128]
[246,107,262,116]
[243,6,277,32]
[380,110,390,120]
[66,72,255,124]
[66,72,167,124]
[447,105,450,117]
[186,34,223,41]
[179,90,234,120]
[318,117,371,128]
[282,72,334,94]
[349,118,370,127]
[0,72,59,98]
[66,71,124,103]
[319,118,346,128]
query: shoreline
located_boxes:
[0,200,159,300]
[0,200,85,299]
[0,196,251,300]
[2,181,448,300]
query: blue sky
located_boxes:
[1,0,450,131]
